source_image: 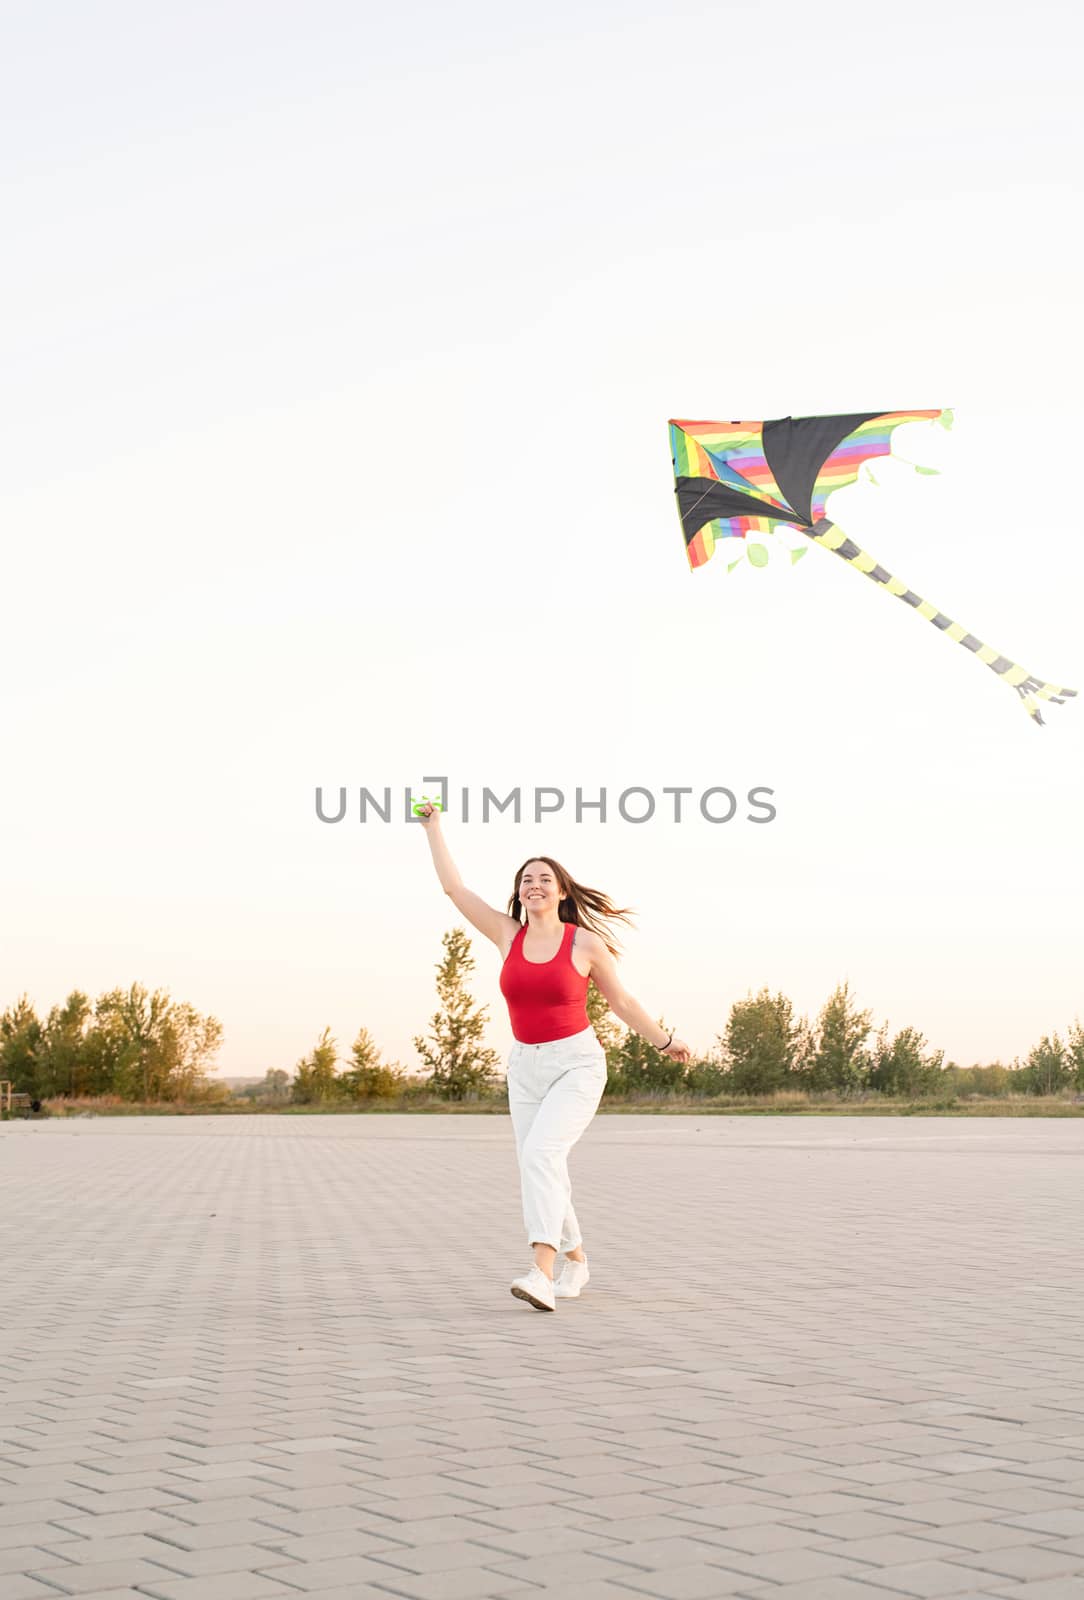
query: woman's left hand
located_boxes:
[661,1038,692,1064]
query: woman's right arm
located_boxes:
[417,805,518,950]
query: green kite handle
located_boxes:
[411,794,445,817]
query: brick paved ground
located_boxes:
[2,1113,1083,1600]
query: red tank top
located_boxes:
[499,920,590,1044]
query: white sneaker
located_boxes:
[555,1255,590,1298]
[510,1264,556,1311]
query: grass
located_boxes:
[594,1093,1084,1117]
[10,1089,1083,1119]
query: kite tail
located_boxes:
[808,519,1077,726]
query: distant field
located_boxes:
[16,1092,1084,1119]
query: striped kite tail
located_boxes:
[807,518,1077,726]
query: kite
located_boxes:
[669,410,1076,724]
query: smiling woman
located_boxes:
[417,802,691,1313]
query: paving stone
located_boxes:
[23,1558,191,1593]
[469,1525,625,1558]
[975,1490,1083,1515]
[240,1528,408,1561]
[987,1581,1084,1599]
[676,1502,805,1530]
[692,1522,833,1554]
[135,1576,302,1600]
[455,1503,603,1534]
[41,1513,183,1541]
[64,1593,182,1600]
[0,1501,88,1528]
[883,1502,1004,1530]
[368,1537,525,1574]
[922,1522,1050,1553]
[575,1493,692,1521]
[838,1533,971,1567]
[244,1484,362,1510]
[0,1524,82,1552]
[485,1548,645,1585]
[368,1495,493,1521]
[245,1554,416,1590]
[0,1545,77,1576]
[33,1534,201,1566]
[155,1497,289,1523]
[737,1580,905,1600]
[948,1546,1084,1582]
[362,1510,502,1548]
[352,1566,536,1598]
[161,1526,279,1557]
[473,1586,639,1600]
[1003,1510,1084,1537]
[794,1511,920,1540]
[130,1543,296,1578]
[591,1535,727,1571]
[224,1589,449,1600]
[616,1563,755,1597]
[859,1557,1000,1595]
[0,1578,91,1600]
[706,1544,873,1583]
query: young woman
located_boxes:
[417,803,691,1312]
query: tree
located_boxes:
[88,984,223,1102]
[0,984,222,1104]
[292,1027,342,1104]
[158,1003,224,1100]
[342,1026,404,1101]
[237,1068,291,1104]
[868,1024,944,1098]
[0,996,43,1096]
[684,1054,729,1097]
[607,1022,685,1096]
[943,1061,1013,1099]
[718,988,808,1094]
[1020,1032,1072,1097]
[414,927,500,1100]
[38,992,93,1098]
[85,987,146,1096]
[807,982,873,1095]
[1066,1020,1084,1092]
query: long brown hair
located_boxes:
[507,856,635,957]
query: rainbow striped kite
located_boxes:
[669,410,1076,725]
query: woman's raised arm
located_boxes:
[417,804,519,951]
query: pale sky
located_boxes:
[3,0,1082,1078]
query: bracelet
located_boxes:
[659,1030,673,1051]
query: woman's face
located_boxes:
[518,860,563,915]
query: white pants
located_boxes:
[507,1024,608,1254]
